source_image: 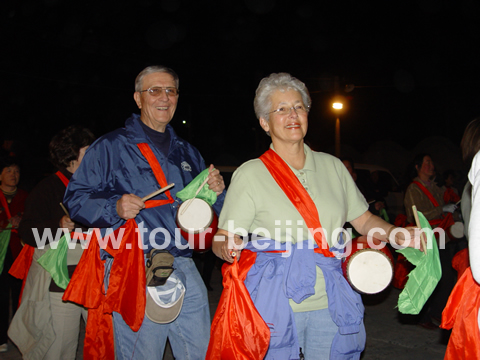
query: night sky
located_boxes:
[2,0,480,180]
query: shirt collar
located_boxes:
[269,143,316,173]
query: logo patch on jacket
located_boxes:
[181,161,192,172]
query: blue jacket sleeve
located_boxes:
[63,141,124,229]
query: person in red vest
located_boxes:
[0,156,28,353]
[404,153,458,329]
[8,126,95,359]
[211,73,421,360]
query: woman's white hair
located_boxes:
[253,72,311,121]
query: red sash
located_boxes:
[259,149,333,258]
[55,170,70,187]
[411,180,454,231]
[62,143,174,360]
[412,181,439,206]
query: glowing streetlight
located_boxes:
[332,102,343,158]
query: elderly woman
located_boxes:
[212,73,420,359]
[9,125,95,360]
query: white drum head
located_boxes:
[347,249,393,294]
[178,198,212,232]
[450,222,464,239]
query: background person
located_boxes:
[0,157,27,353]
[404,153,458,329]
[8,125,95,359]
[404,154,457,224]
[212,73,420,359]
[63,65,226,359]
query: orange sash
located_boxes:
[259,149,333,257]
[62,143,174,360]
[441,267,480,359]
[412,180,455,231]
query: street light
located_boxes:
[332,102,343,158]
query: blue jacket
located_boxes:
[243,239,365,360]
[64,114,225,257]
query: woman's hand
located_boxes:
[207,164,225,195]
[390,226,424,252]
[212,229,243,263]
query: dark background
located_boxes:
[2,0,480,188]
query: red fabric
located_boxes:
[7,172,68,307]
[441,267,480,359]
[259,149,333,258]
[394,213,407,227]
[55,170,70,187]
[64,221,143,359]
[62,143,175,360]
[443,187,461,204]
[452,248,469,280]
[206,250,270,360]
[393,254,413,289]
[8,244,35,306]
[410,180,455,236]
[0,190,12,219]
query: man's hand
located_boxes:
[116,194,145,220]
[207,164,225,195]
[59,215,75,232]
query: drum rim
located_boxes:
[345,248,394,294]
[176,198,214,234]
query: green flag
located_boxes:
[176,168,217,205]
[0,223,12,275]
[37,232,70,290]
[396,210,442,314]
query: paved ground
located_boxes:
[0,261,448,360]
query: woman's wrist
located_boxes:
[386,225,396,244]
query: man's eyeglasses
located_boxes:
[268,104,310,116]
[140,87,179,97]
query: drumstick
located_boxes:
[59,202,70,218]
[412,205,427,254]
[180,171,214,215]
[141,183,175,202]
[455,199,462,205]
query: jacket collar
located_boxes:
[125,114,184,152]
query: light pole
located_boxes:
[332,102,343,158]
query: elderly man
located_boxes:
[64,65,225,359]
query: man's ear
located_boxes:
[134,92,142,109]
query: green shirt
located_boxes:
[218,144,368,312]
